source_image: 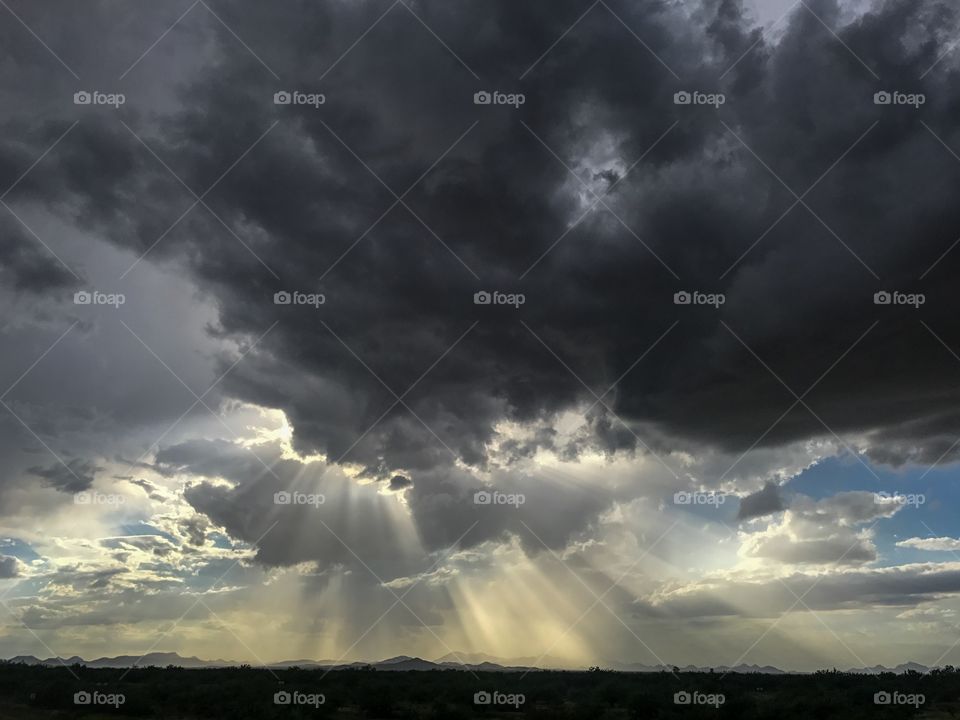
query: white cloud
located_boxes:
[737,491,902,568]
[897,537,960,552]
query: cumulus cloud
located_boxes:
[738,491,902,566]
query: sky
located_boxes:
[1,0,960,672]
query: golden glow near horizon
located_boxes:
[0,403,958,672]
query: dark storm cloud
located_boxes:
[114,1,960,467]
[5,0,960,507]
[737,480,785,520]
[27,458,99,493]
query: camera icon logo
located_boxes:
[274,91,292,105]
[673,491,692,505]
[874,691,891,705]
[274,491,292,505]
[474,290,491,305]
[74,492,91,505]
[673,290,691,305]
[474,491,492,505]
[73,91,91,105]
[674,691,692,705]
[474,691,492,705]
[474,91,492,105]
[874,291,891,305]
[874,91,892,105]
[274,691,292,705]
[74,691,92,705]
[274,291,292,305]
[674,91,692,105]
[74,291,92,305]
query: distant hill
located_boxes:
[2,652,942,675]
[1,652,529,672]
[607,661,789,674]
[7,652,236,669]
[434,651,572,668]
[844,661,931,674]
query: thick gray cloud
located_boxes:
[0,216,77,293]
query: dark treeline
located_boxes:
[0,662,957,719]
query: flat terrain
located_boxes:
[0,664,957,718]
